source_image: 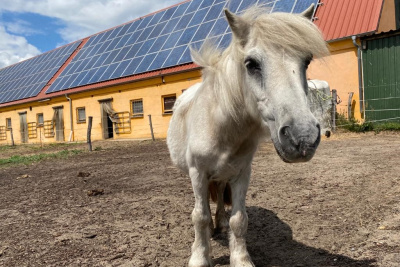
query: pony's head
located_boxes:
[225,5,329,163]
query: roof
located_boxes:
[314,0,384,41]
[0,0,325,108]
[0,63,199,108]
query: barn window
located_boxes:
[37,113,44,126]
[162,95,176,114]
[6,118,11,130]
[131,99,144,118]
[76,107,86,123]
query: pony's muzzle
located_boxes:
[278,122,320,162]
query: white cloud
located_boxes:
[0,0,181,68]
[0,0,181,42]
[0,25,41,68]
[4,19,44,36]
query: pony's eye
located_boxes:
[245,58,261,75]
[304,55,313,69]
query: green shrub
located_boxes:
[336,113,400,133]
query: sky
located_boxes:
[0,0,182,69]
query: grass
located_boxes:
[0,149,83,166]
[0,145,16,152]
[0,142,83,153]
[29,142,82,151]
[336,113,400,133]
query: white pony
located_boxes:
[167,4,328,267]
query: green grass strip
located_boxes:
[0,149,83,166]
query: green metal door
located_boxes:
[363,35,400,122]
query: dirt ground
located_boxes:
[0,132,400,267]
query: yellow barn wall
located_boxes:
[0,70,201,145]
[308,39,362,121]
[0,109,23,145]
[0,97,69,145]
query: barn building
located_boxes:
[308,0,400,122]
[0,0,399,145]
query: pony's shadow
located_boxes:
[212,206,375,267]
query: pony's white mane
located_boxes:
[190,6,329,123]
[251,10,329,58]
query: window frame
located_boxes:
[6,118,11,130]
[37,113,44,127]
[162,94,176,115]
[130,98,144,118]
[76,107,86,123]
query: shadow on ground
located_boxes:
[212,206,375,267]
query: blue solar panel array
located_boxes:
[44,0,318,93]
[0,41,81,104]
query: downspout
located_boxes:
[65,94,74,142]
[352,35,364,117]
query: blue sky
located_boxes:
[0,0,181,68]
[2,11,63,52]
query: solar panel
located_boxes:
[0,41,81,104]
[46,0,318,94]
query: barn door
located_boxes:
[52,107,64,141]
[19,112,28,143]
[363,35,400,122]
[100,100,116,139]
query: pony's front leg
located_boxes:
[229,165,255,267]
[189,167,212,267]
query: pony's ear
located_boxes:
[224,9,250,47]
[301,4,315,20]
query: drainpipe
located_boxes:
[352,35,364,116]
[65,94,74,142]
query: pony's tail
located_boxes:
[209,181,232,206]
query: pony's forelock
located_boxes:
[253,11,329,58]
[190,5,329,123]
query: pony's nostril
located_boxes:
[279,126,290,139]
[279,126,295,145]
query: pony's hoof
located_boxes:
[189,264,211,267]
[231,255,255,267]
[215,222,229,233]
[189,256,212,267]
[215,213,229,234]
[209,220,215,237]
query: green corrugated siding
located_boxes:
[363,35,400,122]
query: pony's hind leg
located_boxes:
[229,165,255,267]
[215,181,230,234]
[189,167,212,267]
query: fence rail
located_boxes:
[114,111,131,134]
[43,120,55,138]
[0,126,6,141]
[28,122,37,139]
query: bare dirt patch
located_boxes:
[0,132,399,267]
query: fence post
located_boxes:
[347,92,354,120]
[148,115,155,141]
[39,127,43,148]
[10,128,15,146]
[331,89,337,132]
[87,116,93,151]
